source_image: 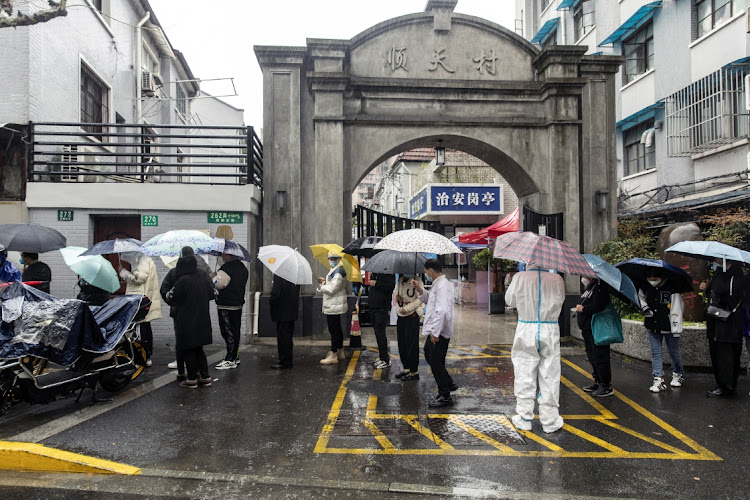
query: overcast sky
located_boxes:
[148,0,516,127]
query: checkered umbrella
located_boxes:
[493,231,596,277]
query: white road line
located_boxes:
[9,349,229,443]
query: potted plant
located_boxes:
[472,248,516,314]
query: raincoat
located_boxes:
[119,252,163,322]
[505,268,566,433]
[318,264,348,315]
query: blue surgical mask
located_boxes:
[18,258,24,266]
[424,275,433,284]
[329,260,338,268]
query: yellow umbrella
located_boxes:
[310,243,362,283]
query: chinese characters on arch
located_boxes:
[385,46,501,76]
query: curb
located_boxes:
[0,441,141,475]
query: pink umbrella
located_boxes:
[493,231,596,277]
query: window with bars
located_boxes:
[623,120,656,177]
[80,63,109,136]
[541,0,552,11]
[176,85,187,117]
[696,0,744,39]
[573,0,596,41]
[665,63,749,156]
[623,22,654,83]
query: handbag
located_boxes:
[707,305,732,321]
[591,303,623,346]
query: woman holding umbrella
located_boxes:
[576,277,613,398]
[317,252,349,365]
[700,258,745,397]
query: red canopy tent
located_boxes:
[458,207,519,245]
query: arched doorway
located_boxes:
[255,1,622,291]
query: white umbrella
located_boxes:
[373,229,462,255]
[257,245,313,285]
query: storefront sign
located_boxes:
[408,184,502,217]
[409,188,429,219]
[208,212,243,224]
[142,215,159,227]
[57,210,74,221]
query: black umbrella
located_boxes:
[615,258,694,294]
[361,250,427,275]
[343,236,383,258]
[0,223,67,253]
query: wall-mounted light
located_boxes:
[276,190,287,213]
[595,190,609,214]
[435,147,445,166]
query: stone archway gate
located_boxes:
[255,1,623,290]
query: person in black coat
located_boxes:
[700,259,746,397]
[76,278,110,306]
[213,254,249,369]
[269,275,300,369]
[369,273,395,370]
[167,255,215,389]
[575,277,613,398]
[21,252,51,294]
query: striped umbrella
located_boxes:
[493,231,596,277]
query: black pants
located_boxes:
[183,346,208,380]
[372,309,389,362]
[582,327,611,386]
[172,319,186,376]
[708,338,742,391]
[276,320,295,367]
[397,314,420,372]
[327,314,344,351]
[218,308,243,362]
[140,321,153,358]
[424,335,453,397]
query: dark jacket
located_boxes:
[216,259,249,308]
[22,261,51,294]
[161,264,211,317]
[169,256,214,349]
[269,276,300,323]
[368,273,395,312]
[577,280,610,331]
[707,264,745,343]
[76,279,110,306]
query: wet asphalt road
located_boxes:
[1,339,750,499]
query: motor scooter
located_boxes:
[0,284,150,415]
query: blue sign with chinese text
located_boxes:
[409,188,429,219]
[429,185,502,214]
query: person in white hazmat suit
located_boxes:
[505,265,566,434]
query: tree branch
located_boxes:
[0,1,67,29]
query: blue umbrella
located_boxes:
[616,258,694,294]
[583,254,640,307]
[666,241,750,269]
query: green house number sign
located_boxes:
[208,212,243,224]
[142,215,159,227]
[57,210,74,221]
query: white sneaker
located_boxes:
[167,361,178,369]
[215,360,237,370]
[511,414,532,431]
[649,377,667,393]
[320,351,338,365]
[373,359,390,369]
[670,373,684,387]
[145,359,152,367]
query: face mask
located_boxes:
[711,262,719,272]
[647,278,661,287]
[18,258,24,266]
[329,260,339,268]
[581,278,590,287]
[424,274,433,284]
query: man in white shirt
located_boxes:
[412,259,457,408]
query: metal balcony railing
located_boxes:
[27,122,263,188]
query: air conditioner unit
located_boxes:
[142,70,156,96]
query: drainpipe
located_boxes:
[252,291,261,336]
[746,75,750,183]
[559,4,566,44]
[135,12,151,122]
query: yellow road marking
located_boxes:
[563,423,626,454]
[361,419,396,451]
[0,441,140,475]
[316,349,719,460]
[313,351,360,453]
